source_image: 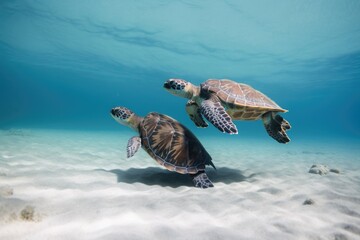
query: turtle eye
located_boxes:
[119,111,126,119]
[120,109,133,119]
[175,81,185,90]
[171,81,179,90]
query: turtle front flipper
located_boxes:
[127,136,142,158]
[186,100,208,128]
[200,98,238,134]
[190,171,214,188]
[262,112,291,144]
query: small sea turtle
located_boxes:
[110,106,216,188]
[164,79,291,143]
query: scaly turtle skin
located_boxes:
[110,107,215,188]
[164,78,291,144]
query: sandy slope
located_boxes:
[0,129,359,240]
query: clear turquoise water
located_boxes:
[0,1,359,142]
[1,3,360,239]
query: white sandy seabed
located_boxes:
[0,129,360,240]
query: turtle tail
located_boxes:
[208,160,216,170]
[262,112,291,144]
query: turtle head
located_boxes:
[110,106,140,130]
[163,79,195,99]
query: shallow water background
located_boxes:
[0,1,359,140]
[1,1,360,240]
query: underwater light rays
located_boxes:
[1,1,360,83]
[0,1,294,65]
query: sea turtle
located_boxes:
[164,78,291,143]
[110,106,216,188]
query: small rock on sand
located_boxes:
[20,206,35,221]
[303,199,315,205]
[309,164,329,175]
[309,164,341,175]
[330,168,340,174]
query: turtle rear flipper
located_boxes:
[262,112,291,144]
[191,171,214,188]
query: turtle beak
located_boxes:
[163,81,171,89]
[110,108,120,118]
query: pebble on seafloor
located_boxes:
[303,199,315,205]
[329,168,340,174]
[308,164,340,175]
[20,206,35,221]
[309,164,329,175]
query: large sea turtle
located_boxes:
[164,79,291,143]
[110,106,216,188]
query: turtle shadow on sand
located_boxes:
[98,167,256,188]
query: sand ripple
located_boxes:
[0,130,360,240]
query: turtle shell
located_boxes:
[200,79,287,120]
[139,112,214,174]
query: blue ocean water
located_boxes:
[2,2,360,239]
[0,1,359,142]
